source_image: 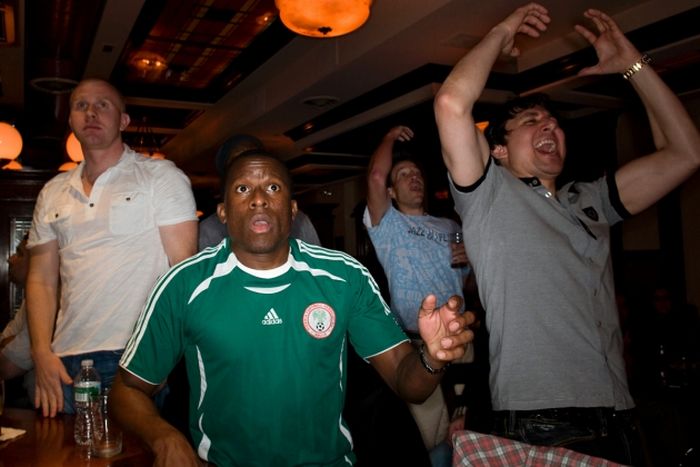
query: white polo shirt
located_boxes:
[28,146,197,356]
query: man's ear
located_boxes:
[491,144,508,161]
[120,112,131,132]
[387,187,396,200]
[291,200,298,221]
[216,203,226,224]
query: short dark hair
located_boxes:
[222,149,294,196]
[485,93,561,149]
[215,134,264,178]
[387,156,425,188]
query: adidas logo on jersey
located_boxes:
[262,308,283,325]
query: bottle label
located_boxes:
[74,381,101,403]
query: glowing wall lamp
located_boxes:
[65,131,84,162]
[0,3,16,45]
[60,132,84,171]
[2,160,22,170]
[275,0,372,38]
[0,122,22,170]
[0,121,22,159]
[58,162,78,171]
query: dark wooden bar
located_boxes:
[0,408,153,466]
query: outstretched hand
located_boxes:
[493,3,550,57]
[417,294,475,364]
[386,125,414,143]
[575,9,642,76]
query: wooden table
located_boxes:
[0,408,154,466]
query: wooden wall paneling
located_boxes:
[0,171,54,329]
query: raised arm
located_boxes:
[110,369,200,467]
[366,126,414,225]
[435,3,550,186]
[26,240,71,417]
[575,9,700,214]
[370,295,474,403]
[159,220,198,266]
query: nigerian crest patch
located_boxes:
[303,303,336,339]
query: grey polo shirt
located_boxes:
[450,158,634,411]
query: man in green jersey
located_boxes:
[110,151,475,466]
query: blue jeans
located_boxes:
[429,440,453,467]
[491,407,643,465]
[60,350,123,415]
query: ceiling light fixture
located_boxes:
[129,51,168,80]
[132,118,166,159]
[301,95,339,108]
[29,77,79,95]
[275,0,372,38]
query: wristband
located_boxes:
[419,343,450,375]
[622,54,652,80]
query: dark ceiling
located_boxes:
[2,0,700,210]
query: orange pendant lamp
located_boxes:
[275,0,372,38]
[65,131,84,162]
[0,122,23,159]
[0,122,23,170]
[60,132,84,171]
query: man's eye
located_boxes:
[235,185,249,193]
[268,184,280,192]
[74,102,88,110]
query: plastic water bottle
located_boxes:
[73,359,102,450]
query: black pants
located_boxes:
[491,407,644,466]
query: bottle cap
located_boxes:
[81,359,94,367]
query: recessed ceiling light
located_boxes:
[29,77,79,94]
[301,95,339,108]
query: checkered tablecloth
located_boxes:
[452,430,627,466]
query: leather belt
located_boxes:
[494,407,615,422]
[492,407,623,435]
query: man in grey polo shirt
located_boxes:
[434,3,700,465]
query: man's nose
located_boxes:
[84,104,97,117]
[249,188,269,208]
[541,117,557,131]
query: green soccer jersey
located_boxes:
[121,238,407,466]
